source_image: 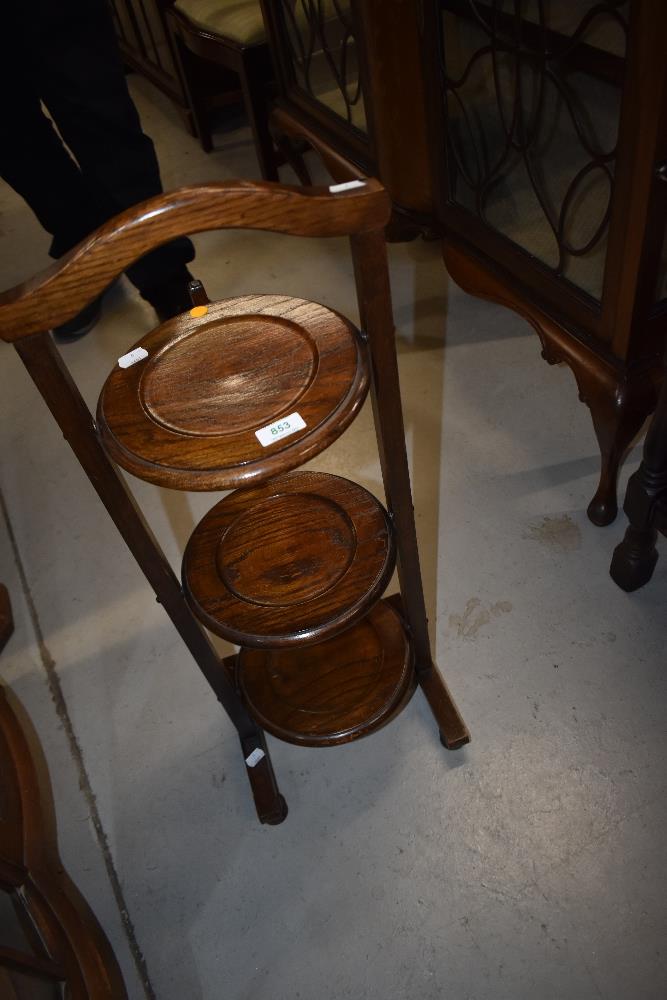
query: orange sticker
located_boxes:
[190,305,208,318]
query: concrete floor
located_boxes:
[1,77,666,1000]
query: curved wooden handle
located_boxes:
[0,179,391,341]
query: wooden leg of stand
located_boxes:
[222,654,287,824]
[241,731,288,824]
[14,333,287,825]
[350,231,470,749]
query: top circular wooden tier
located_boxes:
[97,294,369,491]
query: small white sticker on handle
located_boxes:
[118,347,148,369]
[329,179,366,193]
[245,748,265,768]
[255,412,306,447]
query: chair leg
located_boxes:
[171,29,214,153]
[239,47,279,181]
[274,132,312,186]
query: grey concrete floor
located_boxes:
[1,77,666,1000]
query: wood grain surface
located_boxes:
[98,294,369,490]
[0,179,391,341]
[183,471,395,647]
[0,671,127,998]
[0,585,12,655]
[237,598,416,746]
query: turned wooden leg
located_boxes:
[586,390,652,526]
[441,240,662,528]
[610,371,667,589]
[610,523,659,591]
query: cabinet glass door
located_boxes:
[439,1,630,302]
[278,1,367,133]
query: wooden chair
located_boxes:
[0,178,469,824]
[610,363,667,591]
[167,0,279,179]
[0,585,128,998]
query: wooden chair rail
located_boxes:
[0,179,391,341]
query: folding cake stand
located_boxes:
[0,179,469,824]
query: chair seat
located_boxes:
[173,0,348,47]
[174,0,266,45]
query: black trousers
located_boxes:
[0,0,194,300]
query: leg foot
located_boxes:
[587,489,618,527]
[610,525,659,591]
[262,794,288,826]
[240,732,288,825]
[418,664,470,750]
[584,388,652,527]
[241,47,279,181]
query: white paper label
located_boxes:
[329,179,366,193]
[245,748,265,768]
[255,412,306,447]
[118,347,148,369]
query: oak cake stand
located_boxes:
[1,179,469,825]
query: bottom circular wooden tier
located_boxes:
[237,600,416,747]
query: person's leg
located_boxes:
[14,1,195,313]
[0,12,104,258]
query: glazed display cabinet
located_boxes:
[260,0,436,237]
[423,0,667,524]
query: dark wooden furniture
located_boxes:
[94,178,468,757]
[0,178,469,822]
[0,584,11,653]
[263,2,667,525]
[110,0,191,121]
[422,0,667,525]
[0,587,128,998]
[261,0,436,238]
[0,207,288,828]
[166,1,279,178]
[610,357,667,590]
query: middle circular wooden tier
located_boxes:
[182,471,396,648]
[96,294,369,490]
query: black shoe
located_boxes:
[52,295,103,342]
[142,269,196,324]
